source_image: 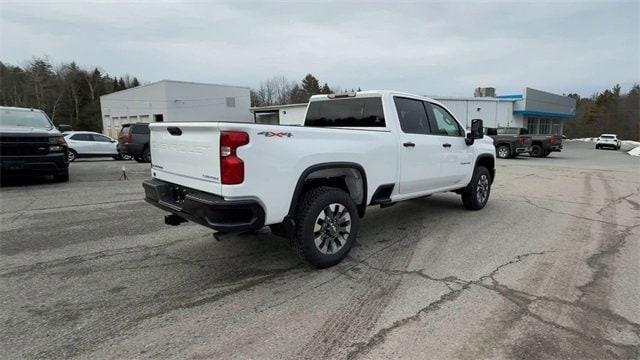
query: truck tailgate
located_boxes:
[149,123,222,194]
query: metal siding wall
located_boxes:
[436,99,514,129]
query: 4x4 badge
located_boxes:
[257,131,292,138]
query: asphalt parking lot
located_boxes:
[1,141,639,359]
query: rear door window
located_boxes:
[93,134,112,142]
[393,97,431,135]
[70,133,92,141]
[304,97,385,127]
[132,124,150,134]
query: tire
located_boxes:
[134,155,145,163]
[142,146,151,163]
[293,186,359,268]
[542,150,551,157]
[496,145,510,159]
[67,149,77,162]
[53,169,69,182]
[121,154,133,161]
[530,145,543,157]
[595,145,600,150]
[461,166,491,210]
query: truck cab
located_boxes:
[0,106,69,182]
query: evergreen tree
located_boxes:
[118,77,126,90]
[289,84,308,103]
[321,83,331,94]
[301,74,321,97]
[131,77,140,87]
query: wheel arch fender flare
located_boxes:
[473,154,496,184]
[287,162,368,219]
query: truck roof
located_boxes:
[309,90,442,106]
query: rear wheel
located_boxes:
[530,145,543,157]
[461,166,491,210]
[67,149,77,162]
[143,146,151,163]
[496,145,510,159]
[293,186,359,268]
[542,150,551,157]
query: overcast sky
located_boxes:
[1,1,638,97]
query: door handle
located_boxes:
[403,142,415,147]
[442,143,451,148]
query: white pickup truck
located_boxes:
[143,91,496,267]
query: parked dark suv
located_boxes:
[117,123,150,163]
[0,106,69,182]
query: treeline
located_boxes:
[564,84,639,140]
[250,74,360,107]
[1,58,637,139]
[0,57,140,132]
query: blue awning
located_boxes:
[513,110,574,118]
[496,94,523,99]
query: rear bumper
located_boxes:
[117,143,144,155]
[143,178,265,233]
[0,153,68,177]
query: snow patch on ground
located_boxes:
[628,146,640,157]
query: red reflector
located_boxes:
[220,131,249,185]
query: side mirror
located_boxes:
[466,119,484,145]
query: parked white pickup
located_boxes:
[143,90,496,267]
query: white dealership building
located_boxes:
[251,87,576,136]
[100,80,252,137]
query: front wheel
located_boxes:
[461,166,491,210]
[53,169,69,183]
[293,186,359,268]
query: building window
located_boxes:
[154,114,164,122]
[527,117,539,134]
[226,97,236,108]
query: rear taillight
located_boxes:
[124,133,132,144]
[517,136,525,145]
[220,131,249,185]
[548,136,556,145]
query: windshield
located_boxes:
[0,108,53,129]
[600,135,614,139]
[305,97,385,127]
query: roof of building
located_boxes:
[428,95,519,102]
[100,79,250,99]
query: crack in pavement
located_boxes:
[521,196,629,227]
[346,250,640,359]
